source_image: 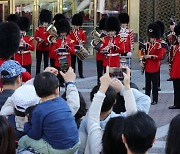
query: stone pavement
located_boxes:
[31,57,180,153]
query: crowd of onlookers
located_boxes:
[0,16,180,154]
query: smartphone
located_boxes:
[109,67,126,80]
[58,57,69,73]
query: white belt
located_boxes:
[17,50,31,54]
[106,53,119,57]
[57,52,70,56]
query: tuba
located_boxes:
[90,29,104,51]
[46,21,59,44]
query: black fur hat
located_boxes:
[17,16,30,32]
[105,16,120,33]
[147,23,161,39]
[39,9,52,24]
[0,22,20,59]
[53,13,66,21]
[72,13,83,26]
[55,19,70,34]
[155,20,164,38]
[6,14,19,23]
[99,18,107,30]
[169,18,176,25]
[174,23,180,36]
[118,13,129,24]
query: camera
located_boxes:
[109,67,126,80]
[58,57,69,73]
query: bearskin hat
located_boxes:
[0,22,20,60]
[99,18,107,30]
[53,13,66,21]
[118,13,129,24]
[55,19,70,35]
[6,14,19,23]
[155,20,164,38]
[72,13,83,26]
[174,23,180,36]
[147,23,161,39]
[105,16,120,34]
[17,17,30,32]
[39,9,52,24]
[169,18,176,25]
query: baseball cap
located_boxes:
[0,60,26,79]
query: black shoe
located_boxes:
[167,78,172,81]
[151,101,158,105]
[158,87,161,91]
[79,75,84,78]
[168,106,180,109]
[143,87,145,90]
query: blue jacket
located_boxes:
[24,97,79,150]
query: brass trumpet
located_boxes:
[46,21,59,44]
[90,30,104,51]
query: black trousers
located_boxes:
[50,58,55,67]
[96,60,105,85]
[158,69,160,88]
[173,79,180,107]
[71,54,83,76]
[145,72,158,102]
[23,65,31,75]
[36,50,49,75]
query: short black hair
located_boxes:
[166,114,180,154]
[103,117,126,154]
[90,85,117,112]
[122,111,157,153]
[0,22,20,60]
[33,72,59,98]
[1,70,19,85]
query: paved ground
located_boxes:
[31,56,180,153]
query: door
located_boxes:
[0,1,9,21]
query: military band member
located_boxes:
[155,20,167,91]
[50,19,74,87]
[95,17,107,84]
[118,13,134,67]
[168,23,180,109]
[6,14,19,23]
[14,17,35,74]
[140,23,164,105]
[0,22,31,85]
[100,16,123,68]
[166,18,177,81]
[34,9,52,74]
[69,13,87,78]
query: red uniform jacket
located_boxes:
[119,27,134,53]
[96,32,107,61]
[100,35,124,67]
[170,45,180,78]
[14,35,35,66]
[69,29,87,55]
[34,26,50,51]
[145,40,164,73]
[0,59,31,86]
[50,37,75,68]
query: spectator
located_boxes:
[102,116,126,154]
[1,84,40,140]
[18,67,80,154]
[78,69,150,154]
[0,60,26,109]
[0,115,16,154]
[122,111,157,154]
[84,67,136,153]
[165,114,180,154]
